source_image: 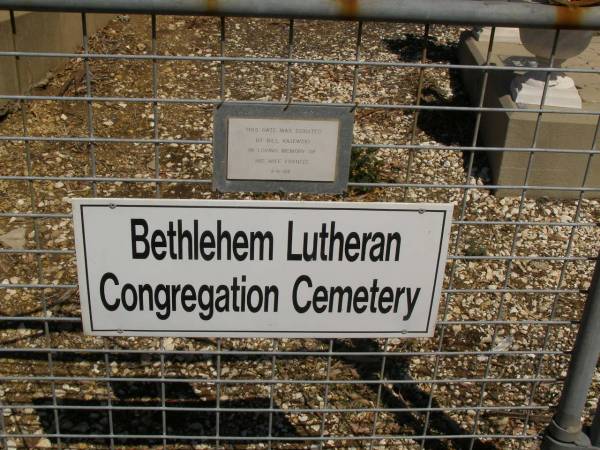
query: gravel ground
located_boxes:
[0,14,599,450]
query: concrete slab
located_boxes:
[0,11,115,113]
[457,30,600,199]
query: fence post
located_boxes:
[541,251,600,450]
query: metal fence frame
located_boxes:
[0,0,599,449]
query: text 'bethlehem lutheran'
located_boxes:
[97,219,422,321]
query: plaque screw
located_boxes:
[418,209,425,214]
[109,203,116,209]
[117,329,124,334]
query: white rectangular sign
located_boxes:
[226,117,340,182]
[73,199,453,338]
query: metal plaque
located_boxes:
[73,198,453,338]
[213,104,353,193]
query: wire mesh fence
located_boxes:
[0,1,599,449]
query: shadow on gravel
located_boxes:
[34,382,299,447]
[17,339,499,449]
[383,33,475,147]
[384,33,457,64]
[331,339,498,450]
[0,320,82,348]
[384,33,491,182]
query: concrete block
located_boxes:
[457,31,600,199]
[0,11,115,112]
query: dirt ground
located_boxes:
[0,13,599,450]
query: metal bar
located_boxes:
[81,13,97,197]
[421,25,498,449]
[0,375,563,385]
[350,20,362,104]
[1,248,597,261]
[3,94,600,115]
[159,338,167,448]
[404,23,429,200]
[4,133,600,155]
[0,283,587,294]
[0,16,17,450]
[318,339,334,450]
[4,174,600,192]
[0,348,575,359]
[2,247,597,261]
[0,211,593,227]
[0,0,599,29]
[470,30,563,449]
[80,22,114,447]
[267,338,278,450]
[368,338,389,450]
[0,400,6,450]
[215,338,222,447]
[0,404,554,414]
[0,213,595,227]
[0,432,542,441]
[0,345,575,356]
[219,16,226,102]
[2,52,600,74]
[0,281,588,294]
[104,352,115,450]
[284,19,294,104]
[518,105,600,448]
[8,10,62,449]
[151,13,161,197]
